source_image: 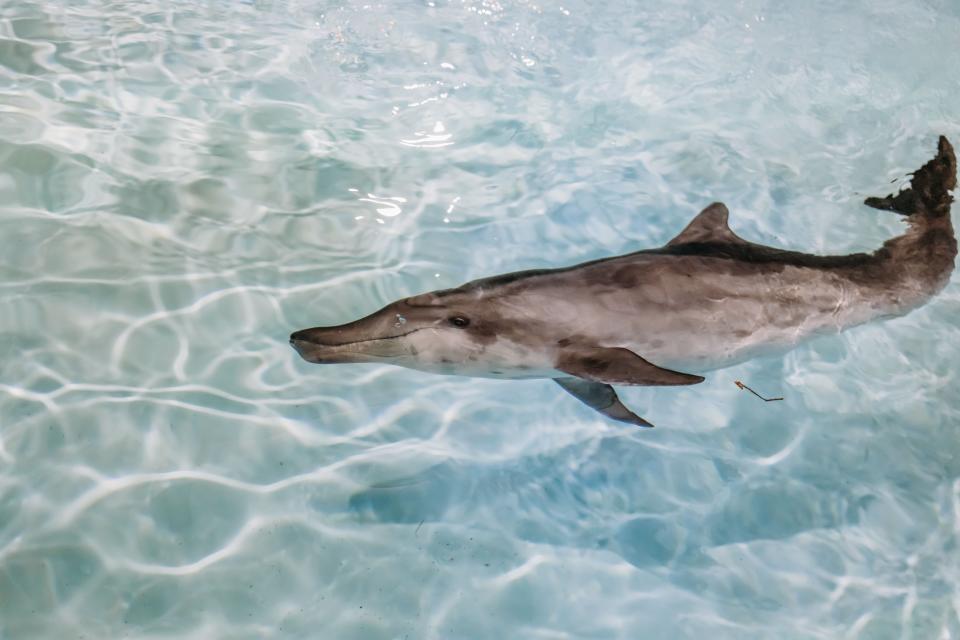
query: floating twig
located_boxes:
[735,380,784,402]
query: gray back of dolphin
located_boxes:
[291,137,957,427]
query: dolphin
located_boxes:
[291,137,956,427]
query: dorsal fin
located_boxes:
[666,202,746,246]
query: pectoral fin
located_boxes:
[556,346,705,386]
[554,377,654,427]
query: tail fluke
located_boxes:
[865,136,956,218]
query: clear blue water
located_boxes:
[2,1,959,638]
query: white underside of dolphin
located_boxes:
[291,137,957,427]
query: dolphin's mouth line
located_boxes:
[291,327,426,349]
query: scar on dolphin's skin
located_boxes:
[291,137,956,427]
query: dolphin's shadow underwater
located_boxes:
[292,137,957,426]
[346,429,865,570]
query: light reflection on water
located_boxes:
[1,0,960,638]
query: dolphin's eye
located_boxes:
[448,316,470,328]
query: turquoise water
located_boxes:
[2,0,960,638]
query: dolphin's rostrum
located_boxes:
[291,137,957,427]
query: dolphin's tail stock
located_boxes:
[865,135,956,219]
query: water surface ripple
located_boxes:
[1,0,960,638]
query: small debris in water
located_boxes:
[735,380,784,402]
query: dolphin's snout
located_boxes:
[289,329,313,345]
[289,329,320,362]
[289,326,351,349]
[289,312,414,364]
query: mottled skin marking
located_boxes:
[291,137,956,426]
